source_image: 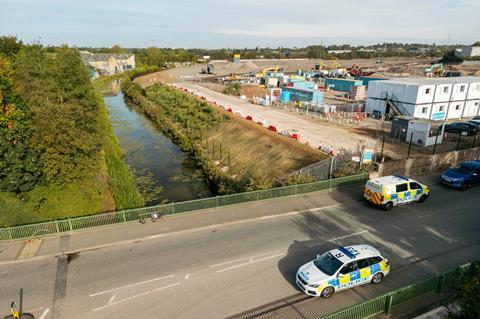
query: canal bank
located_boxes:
[103,91,212,206]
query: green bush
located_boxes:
[223,82,241,95]
[458,275,480,318]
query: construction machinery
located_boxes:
[424,63,445,77]
[256,66,279,78]
[314,61,328,71]
[200,63,214,74]
[347,64,375,77]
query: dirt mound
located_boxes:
[244,60,259,69]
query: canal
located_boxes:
[103,90,212,206]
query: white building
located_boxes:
[455,46,480,58]
[79,51,135,78]
[366,77,480,120]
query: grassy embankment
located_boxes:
[122,80,326,194]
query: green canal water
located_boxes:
[103,91,212,206]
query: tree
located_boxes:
[14,45,102,184]
[109,45,127,53]
[0,57,42,192]
[0,36,23,58]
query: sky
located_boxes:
[1,0,479,48]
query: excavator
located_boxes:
[424,63,445,77]
[256,66,279,78]
[347,64,375,77]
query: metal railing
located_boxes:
[0,173,368,241]
[380,92,410,116]
[321,261,479,319]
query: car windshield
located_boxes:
[314,252,343,276]
[453,165,472,175]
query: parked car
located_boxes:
[441,161,480,190]
[442,122,478,136]
[467,120,480,128]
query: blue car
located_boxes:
[441,161,480,190]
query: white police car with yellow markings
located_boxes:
[363,175,429,211]
[296,245,390,298]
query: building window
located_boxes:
[443,86,449,94]
[439,105,444,112]
[421,107,428,114]
[455,104,460,110]
[425,88,431,94]
[460,85,465,92]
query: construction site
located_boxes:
[135,55,480,178]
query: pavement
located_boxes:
[1,174,479,319]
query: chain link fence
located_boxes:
[0,173,368,241]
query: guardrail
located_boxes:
[0,173,368,241]
[321,261,479,319]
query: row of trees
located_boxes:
[82,42,466,69]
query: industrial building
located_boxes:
[365,77,480,120]
[455,46,480,58]
[80,51,136,79]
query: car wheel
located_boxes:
[461,182,469,191]
[419,194,428,203]
[320,286,335,299]
[372,272,384,284]
[383,201,393,211]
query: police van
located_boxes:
[363,175,429,210]
[296,245,390,298]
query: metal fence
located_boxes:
[0,173,368,241]
[321,261,479,319]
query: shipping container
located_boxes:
[325,78,363,92]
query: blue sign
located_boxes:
[432,112,445,120]
[362,149,374,164]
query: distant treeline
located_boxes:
[74,42,472,68]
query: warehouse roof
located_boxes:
[79,51,133,63]
[380,76,480,86]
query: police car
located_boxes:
[296,245,390,298]
[363,175,429,211]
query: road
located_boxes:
[1,181,479,319]
[175,82,377,153]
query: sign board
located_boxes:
[431,112,445,120]
[362,149,374,164]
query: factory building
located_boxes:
[455,46,480,58]
[365,77,480,120]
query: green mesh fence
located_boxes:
[321,261,479,319]
[0,173,368,241]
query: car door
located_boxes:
[408,182,423,200]
[395,183,410,204]
[472,167,480,185]
[356,258,374,286]
[336,261,358,291]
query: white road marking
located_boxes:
[184,273,190,280]
[210,251,282,268]
[306,230,369,247]
[39,308,50,319]
[89,274,175,297]
[216,253,285,273]
[92,282,180,312]
[108,294,116,304]
[425,226,454,244]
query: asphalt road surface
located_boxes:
[1,183,479,319]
